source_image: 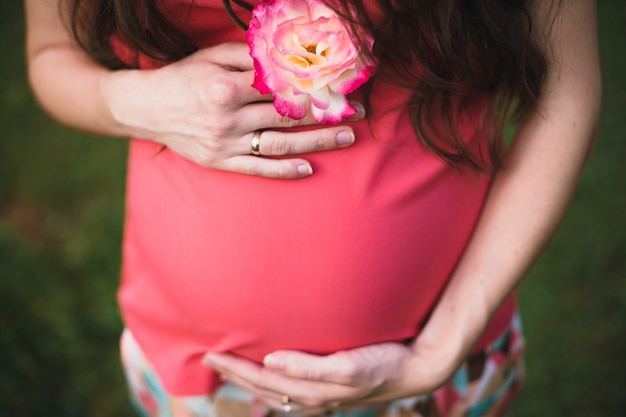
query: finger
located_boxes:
[240,100,365,129]
[251,128,355,157]
[220,368,348,411]
[222,126,357,178]
[202,42,255,71]
[253,391,331,417]
[227,103,359,156]
[204,353,355,407]
[204,353,294,396]
[221,155,314,179]
[264,351,359,385]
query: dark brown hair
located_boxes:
[63,0,556,172]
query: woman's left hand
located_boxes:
[202,342,446,415]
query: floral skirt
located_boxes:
[120,315,524,417]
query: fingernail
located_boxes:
[297,164,313,176]
[264,353,286,370]
[336,130,355,146]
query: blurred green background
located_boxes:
[1,2,624,416]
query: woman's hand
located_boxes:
[26,0,359,179]
[202,340,455,415]
[101,43,361,179]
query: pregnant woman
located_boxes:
[24,0,600,416]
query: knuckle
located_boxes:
[277,168,294,179]
[192,142,224,168]
[265,136,291,156]
[316,133,328,150]
[242,163,261,177]
[209,139,227,154]
[203,74,240,108]
[201,136,227,155]
[195,152,217,168]
[204,114,236,137]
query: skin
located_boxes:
[24,2,363,179]
[25,0,601,415]
[202,0,602,415]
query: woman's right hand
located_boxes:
[101,43,362,179]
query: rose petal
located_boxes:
[330,64,373,95]
[311,91,356,124]
[273,88,310,120]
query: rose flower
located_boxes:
[247,0,376,124]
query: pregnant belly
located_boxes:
[120,136,489,364]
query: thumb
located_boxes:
[264,350,355,384]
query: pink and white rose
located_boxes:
[247,0,376,124]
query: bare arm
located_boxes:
[24,0,360,178]
[24,0,122,135]
[202,0,602,411]
[410,0,602,382]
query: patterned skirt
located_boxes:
[120,315,525,417]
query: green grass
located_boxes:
[1,3,131,416]
[1,2,625,416]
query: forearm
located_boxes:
[457,103,599,318]
[27,45,133,137]
[409,0,601,382]
[23,0,130,137]
[414,96,600,368]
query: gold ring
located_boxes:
[281,395,292,413]
[251,130,263,156]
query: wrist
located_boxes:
[407,285,491,387]
[99,68,151,138]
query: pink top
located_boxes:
[118,0,515,396]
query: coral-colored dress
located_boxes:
[117,0,515,396]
